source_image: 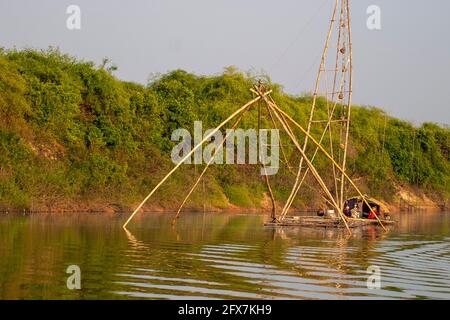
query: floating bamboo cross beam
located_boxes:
[123,92,272,229]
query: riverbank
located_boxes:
[1,186,445,215]
[0,49,448,214]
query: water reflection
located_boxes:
[0,212,449,299]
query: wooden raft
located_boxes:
[264,216,396,229]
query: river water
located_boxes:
[0,212,449,300]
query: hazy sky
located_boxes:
[0,0,449,124]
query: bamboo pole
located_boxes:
[260,95,351,234]
[282,0,339,220]
[253,85,278,222]
[339,0,353,210]
[323,50,340,204]
[257,95,278,222]
[171,107,251,225]
[268,99,387,231]
[331,1,344,102]
[267,101,351,234]
[123,93,270,229]
[263,166,278,222]
[277,58,351,220]
[265,100,295,175]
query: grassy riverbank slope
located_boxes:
[0,48,449,213]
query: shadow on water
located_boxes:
[0,211,449,299]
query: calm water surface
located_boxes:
[0,212,449,300]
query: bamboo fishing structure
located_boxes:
[123,0,390,234]
[280,0,340,226]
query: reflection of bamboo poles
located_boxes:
[171,106,251,225]
[262,94,351,234]
[268,100,386,231]
[123,93,271,229]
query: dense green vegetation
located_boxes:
[0,48,449,212]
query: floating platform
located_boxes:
[264,216,396,229]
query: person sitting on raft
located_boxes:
[344,205,352,218]
[368,207,381,220]
[351,204,360,218]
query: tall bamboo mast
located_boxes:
[256,91,351,234]
[339,0,353,209]
[280,0,340,219]
[279,0,354,218]
[277,57,351,222]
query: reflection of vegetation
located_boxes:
[0,48,449,211]
[0,216,132,299]
[0,213,448,299]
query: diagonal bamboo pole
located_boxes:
[339,0,354,210]
[263,165,278,222]
[123,93,271,229]
[251,88,295,176]
[268,100,335,214]
[322,52,340,204]
[282,0,340,224]
[257,96,278,222]
[267,102,351,233]
[261,96,351,234]
[265,100,295,175]
[250,86,279,221]
[331,1,345,102]
[278,58,351,221]
[268,99,387,231]
[171,106,251,225]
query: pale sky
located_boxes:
[0,0,449,125]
